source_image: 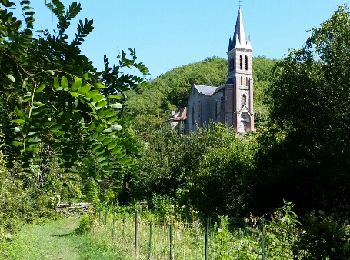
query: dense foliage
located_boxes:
[129,125,256,220]
[0,0,147,239]
[253,5,350,216]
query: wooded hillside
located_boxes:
[125,56,276,134]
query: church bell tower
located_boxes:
[227,6,254,133]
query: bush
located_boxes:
[0,151,60,241]
[293,212,350,259]
[75,214,95,234]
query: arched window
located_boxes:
[239,55,243,70]
[241,76,243,85]
[245,55,249,70]
[242,94,247,108]
[246,77,248,86]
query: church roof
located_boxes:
[194,85,217,96]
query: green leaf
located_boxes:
[86,90,104,102]
[107,142,117,150]
[88,123,96,131]
[54,77,59,89]
[25,146,40,153]
[98,108,116,119]
[97,100,107,108]
[95,124,105,133]
[97,156,106,163]
[78,84,91,94]
[102,138,113,145]
[12,119,25,124]
[12,141,23,147]
[97,135,106,142]
[7,74,15,82]
[92,144,102,151]
[36,84,46,93]
[61,76,68,89]
[27,137,41,143]
[33,102,44,107]
[95,82,105,89]
[91,93,104,103]
[72,77,82,91]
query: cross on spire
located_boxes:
[239,0,243,8]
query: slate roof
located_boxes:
[194,85,218,96]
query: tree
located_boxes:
[0,0,147,199]
[254,5,350,214]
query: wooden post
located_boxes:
[122,216,125,239]
[148,222,153,260]
[98,208,102,224]
[261,219,266,260]
[134,210,139,257]
[204,217,209,260]
[169,224,174,260]
[112,212,116,242]
[104,206,108,225]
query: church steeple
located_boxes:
[228,7,252,51]
[226,5,254,133]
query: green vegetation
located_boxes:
[2,217,126,259]
[0,0,147,241]
[1,1,350,259]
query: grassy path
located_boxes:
[2,217,127,260]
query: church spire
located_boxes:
[229,6,252,51]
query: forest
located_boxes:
[0,1,349,259]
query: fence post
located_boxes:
[148,222,153,260]
[104,206,108,225]
[261,219,266,260]
[169,224,174,260]
[112,211,116,243]
[134,210,139,257]
[122,215,125,239]
[204,217,209,260]
[98,208,102,224]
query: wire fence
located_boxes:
[94,207,267,260]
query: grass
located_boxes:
[1,217,128,260]
[0,203,299,259]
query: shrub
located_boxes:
[293,212,350,259]
[75,214,95,234]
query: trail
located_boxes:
[5,217,80,260]
[3,217,125,260]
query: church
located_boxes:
[170,7,255,134]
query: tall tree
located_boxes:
[254,5,350,214]
[0,0,147,194]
